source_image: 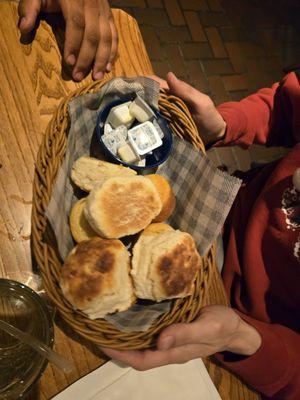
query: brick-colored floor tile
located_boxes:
[146,0,163,8]
[111,0,300,171]
[184,11,207,42]
[229,89,249,101]
[199,11,230,27]
[225,42,246,73]
[186,60,209,92]
[158,26,191,42]
[222,74,249,91]
[239,42,265,57]
[166,44,187,78]
[205,27,227,58]
[181,42,213,59]
[134,8,169,25]
[201,59,234,75]
[140,26,164,60]
[178,0,208,11]
[207,75,230,105]
[207,0,224,13]
[112,0,146,7]
[218,27,247,41]
[152,60,170,77]
[114,6,135,16]
[163,0,185,26]
[244,58,266,90]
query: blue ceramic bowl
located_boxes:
[95,97,173,171]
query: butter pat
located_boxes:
[129,95,155,123]
[107,102,135,128]
[117,143,139,164]
[128,121,162,156]
[114,125,128,141]
[102,131,126,155]
[104,123,114,136]
[135,158,146,167]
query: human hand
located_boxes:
[101,305,261,371]
[18,0,118,81]
[151,72,226,145]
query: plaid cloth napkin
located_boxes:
[45,77,241,332]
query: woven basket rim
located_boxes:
[31,78,215,349]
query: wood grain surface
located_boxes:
[0,2,259,399]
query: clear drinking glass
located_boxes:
[0,279,54,399]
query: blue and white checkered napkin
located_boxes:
[45,77,241,332]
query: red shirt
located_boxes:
[215,72,300,399]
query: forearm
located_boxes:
[216,312,300,399]
[215,84,278,148]
[226,316,262,356]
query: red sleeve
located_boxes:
[215,312,300,399]
[215,72,300,148]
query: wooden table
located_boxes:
[0,2,260,399]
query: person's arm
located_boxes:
[101,305,300,399]
[152,72,299,148]
[216,84,278,148]
[215,312,300,400]
[217,71,300,148]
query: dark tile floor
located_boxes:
[111,0,300,170]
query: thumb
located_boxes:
[166,72,199,105]
[157,321,202,351]
[18,0,41,34]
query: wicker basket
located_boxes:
[31,79,216,349]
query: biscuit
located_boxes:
[131,229,201,301]
[71,156,136,192]
[145,174,176,222]
[70,198,97,243]
[84,176,162,238]
[141,222,174,236]
[60,237,135,319]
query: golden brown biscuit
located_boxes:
[145,174,176,222]
[70,198,97,243]
[131,229,201,301]
[141,222,174,236]
[84,176,162,238]
[71,156,137,192]
[60,237,135,319]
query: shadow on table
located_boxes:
[55,313,109,362]
[208,355,261,399]
[25,383,41,400]
[19,13,74,82]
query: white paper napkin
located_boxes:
[53,359,221,400]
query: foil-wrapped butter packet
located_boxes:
[102,131,127,155]
[128,121,162,156]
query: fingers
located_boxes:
[92,11,112,80]
[101,345,199,371]
[73,0,102,81]
[101,347,171,370]
[18,0,41,34]
[157,321,203,351]
[166,72,199,103]
[63,0,85,71]
[166,72,214,114]
[105,15,118,73]
[62,0,115,81]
